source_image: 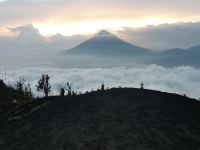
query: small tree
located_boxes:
[36,74,51,97]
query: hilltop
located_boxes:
[0,88,200,150]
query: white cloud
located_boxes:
[1,65,200,99]
[8,24,46,44]
[6,24,86,48]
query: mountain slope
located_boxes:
[66,30,151,56]
[1,88,200,150]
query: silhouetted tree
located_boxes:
[36,74,51,97]
[141,82,144,90]
[0,79,6,88]
[0,79,10,113]
[101,83,105,91]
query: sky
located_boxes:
[1,0,200,36]
[0,0,200,50]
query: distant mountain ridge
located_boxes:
[157,45,200,67]
[60,30,200,67]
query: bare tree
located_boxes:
[66,82,72,96]
[36,74,51,97]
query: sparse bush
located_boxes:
[72,91,77,96]
[56,82,78,97]
[60,88,65,96]
[56,84,66,96]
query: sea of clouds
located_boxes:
[1,65,200,99]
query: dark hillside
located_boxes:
[0,88,200,150]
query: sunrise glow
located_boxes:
[33,18,176,36]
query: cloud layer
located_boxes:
[0,24,87,67]
[117,22,200,50]
[1,22,200,62]
[1,65,200,99]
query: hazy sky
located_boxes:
[1,0,200,36]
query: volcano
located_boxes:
[65,30,151,56]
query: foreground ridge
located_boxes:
[0,88,200,150]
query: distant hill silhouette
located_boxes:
[1,88,200,150]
